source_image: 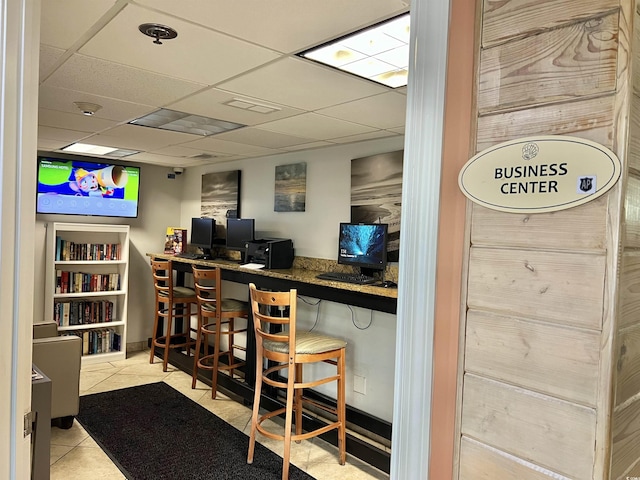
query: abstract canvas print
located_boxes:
[351,150,403,262]
[275,162,306,212]
[201,170,241,237]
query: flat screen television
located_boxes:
[226,218,255,262]
[338,222,388,276]
[36,155,141,218]
[190,217,216,259]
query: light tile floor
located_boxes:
[49,349,390,480]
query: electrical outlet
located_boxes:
[353,374,367,394]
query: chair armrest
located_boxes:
[33,321,59,339]
[32,335,81,419]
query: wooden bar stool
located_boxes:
[247,283,347,480]
[149,258,197,372]
[191,265,248,399]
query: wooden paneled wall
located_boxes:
[456,0,639,478]
[611,4,640,478]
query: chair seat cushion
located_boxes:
[202,298,248,313]
[159,286,195,298]
[264,331,346,355]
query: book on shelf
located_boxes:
[54,271,120,293]
[165,227,187,254]
[55,299,115,326]
[68,328,121,356]
[55,239,121,261]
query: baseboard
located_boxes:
[126,341,146,352]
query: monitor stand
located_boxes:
[201,248,213,260]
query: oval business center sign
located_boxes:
[458,136,621,213]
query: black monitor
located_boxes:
[338,222,388,276]
[226,218,255,262]
[190,217,216,259]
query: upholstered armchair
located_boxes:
[32,322,81,429]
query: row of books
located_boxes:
[55,270,120,294]
[54,300,115,326]
[55,237,122,261]
[66,328,122,356]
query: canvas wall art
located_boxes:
[201,170,241,237]
[351,150,403,262]
[274,162,307,212]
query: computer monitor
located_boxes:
[338,222,388,276]
[190,217,216,259]
[226,218,255,262]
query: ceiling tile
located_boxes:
[329,130,400,143]
[43,54,206,106]
[134,0,409,53]
[81,124,199,151]
[148,145,233,160]
[40,0,117,49]
[257,113,377,140]
[39,45,65,81]
[281,141,334,151]
[183,136,284,157]
[121,152,184,167]
[317,92,407,129]
[79,4,281,86]
[38,126,91,144]
[38,108,118,133]
[38,138,71,152]
[218,57,388,111]
[38,85,155,122]
[168,87,304,126]
[128,150,246,167]
[213,127,315,149]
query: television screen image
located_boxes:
[36,157,140,218]
[338,223,388,272]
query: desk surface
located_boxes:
[148,252,398,301]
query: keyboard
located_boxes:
[316,271,377,285]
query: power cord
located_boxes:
[347,305,374,330]
[298,296,321,331]
[298,297,374,331]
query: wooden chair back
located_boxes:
[150,258,174,300]
[191,266,221,318]
[248,283,297,364]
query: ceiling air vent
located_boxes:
[188,153,217,160]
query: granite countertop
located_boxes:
[147,252,398,299]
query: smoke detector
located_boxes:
[74,102,102,116]
[138,23,178,45]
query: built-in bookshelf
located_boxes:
[44,222,129,365]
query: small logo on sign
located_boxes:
[577,176,596,194]
[522,143,539,160]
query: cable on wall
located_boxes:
[347,305,374,330]
[298,296,321,331]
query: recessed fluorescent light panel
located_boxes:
[298,13,410,88]
[129,108,246,136]
[61,143,139,157]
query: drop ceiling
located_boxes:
[38,0,410,168]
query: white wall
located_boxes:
[33,135,403,422]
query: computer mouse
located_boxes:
[381,280,397,288]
